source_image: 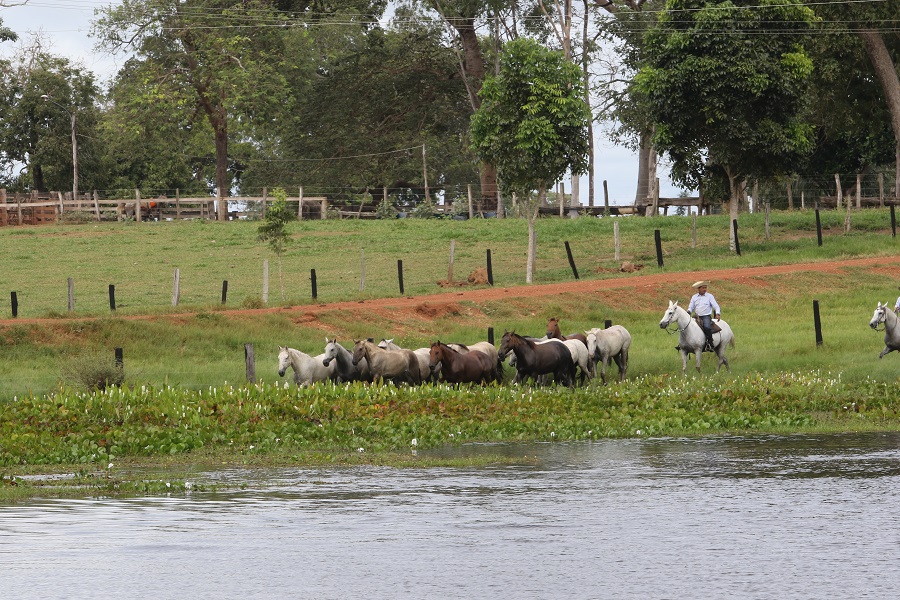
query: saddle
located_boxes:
[695,317,721,333]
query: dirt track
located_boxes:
[2,256,899,326]
[293,255,900,315]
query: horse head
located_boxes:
[277,345,291,377]
[429,341,444,372]
[659,301,680,329]
[546,318,562,339]
[323,338,338,366]
[870,302,888,330]
[351,339,368,366]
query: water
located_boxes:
[3,433,900,599]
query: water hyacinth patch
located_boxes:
[1,373,900,467]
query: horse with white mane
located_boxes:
[585,325,631,384]
[869,302,900,358]
[277,345,335,386]
[659,300,734,374]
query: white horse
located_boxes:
[658,301,734,374]
[585,325,632,384]
[869,302,900,358]
[277,345,335,386]
[378,339,432,382]
[323,338,371,382]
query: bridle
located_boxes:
[872,309,886,332]
[662,309,683,335]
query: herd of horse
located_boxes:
[277,316,635,388]
[275,300,900,388]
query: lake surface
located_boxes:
[2,433,900,599]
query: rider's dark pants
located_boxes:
[699,314,714,349]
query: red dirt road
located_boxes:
[295,255,900,315]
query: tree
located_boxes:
[93,0,294,218]
[635,0,816,247]
[0,45,101,193]
[470,37,590,283]
[258,187,292,301]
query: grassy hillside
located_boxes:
[0,208,899,399]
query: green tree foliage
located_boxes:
[93,0,295,215]
[470,37,589,282]
[635,0,816,241]
[257,186,293,300]
[247,15,475,202]
[0,50,102,193]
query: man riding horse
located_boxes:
[688,280,721,352]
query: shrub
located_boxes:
[60,350,124,392]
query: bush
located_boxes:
[60,350,124,392]
[375,197,397,219]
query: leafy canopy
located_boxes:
[470,37,590,196]
[634,0,817,190]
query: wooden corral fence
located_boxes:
[0,188,330,225]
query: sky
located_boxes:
[0,0,681,206]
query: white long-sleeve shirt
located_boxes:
[688,292,720,317]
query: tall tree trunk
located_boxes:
[583,0,594,207]
[726,170,742,252]
[526,189,546,284]
[453,15,497,213]
[635,132,657,207]
[859,30,900,197]
[33,163,45,193]
[212,111,229,220]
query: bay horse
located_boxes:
[498,331,576,387]
[546,317,588,348]
[322,338,371,383]
[447,341,503,381]
[277,346,335,386]
[352,339,421,385]
[428,341,497,384]
[659,300,734,374]
[585,325,632,384]
[869,301,900,358]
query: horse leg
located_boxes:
[681,350,689,375]
[880,346,892,359]
[600,356,609,385]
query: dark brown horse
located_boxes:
[498,331,576,386]
[546,317,588,348]
[428,341,497,384]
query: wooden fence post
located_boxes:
[311,268,317,300]
[114,347,124,370]
[856,174,862,209]
[176,188,181,220]
[298,186,304,220]
[93,190,101,221]
[10,291,18,318]
[172,268,181,306]
[262,260,269,304]
[135,189,142,222]
[245,343,256,383]
[397,259,405,295]
[654,229,663,267]
[813,300,823,347]
[360,249,365,291]
[614,220,621,261]
[834,174,842,209]
[448,240,455,283]
[467,184,474,219]
[222,280,228,304]
[109,284,116,311]
[68,277,75,312]
[486,249,494,286]
[564,241,579,280]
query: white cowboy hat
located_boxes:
[692,280,710,289]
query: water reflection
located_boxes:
[2,433,899,599]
